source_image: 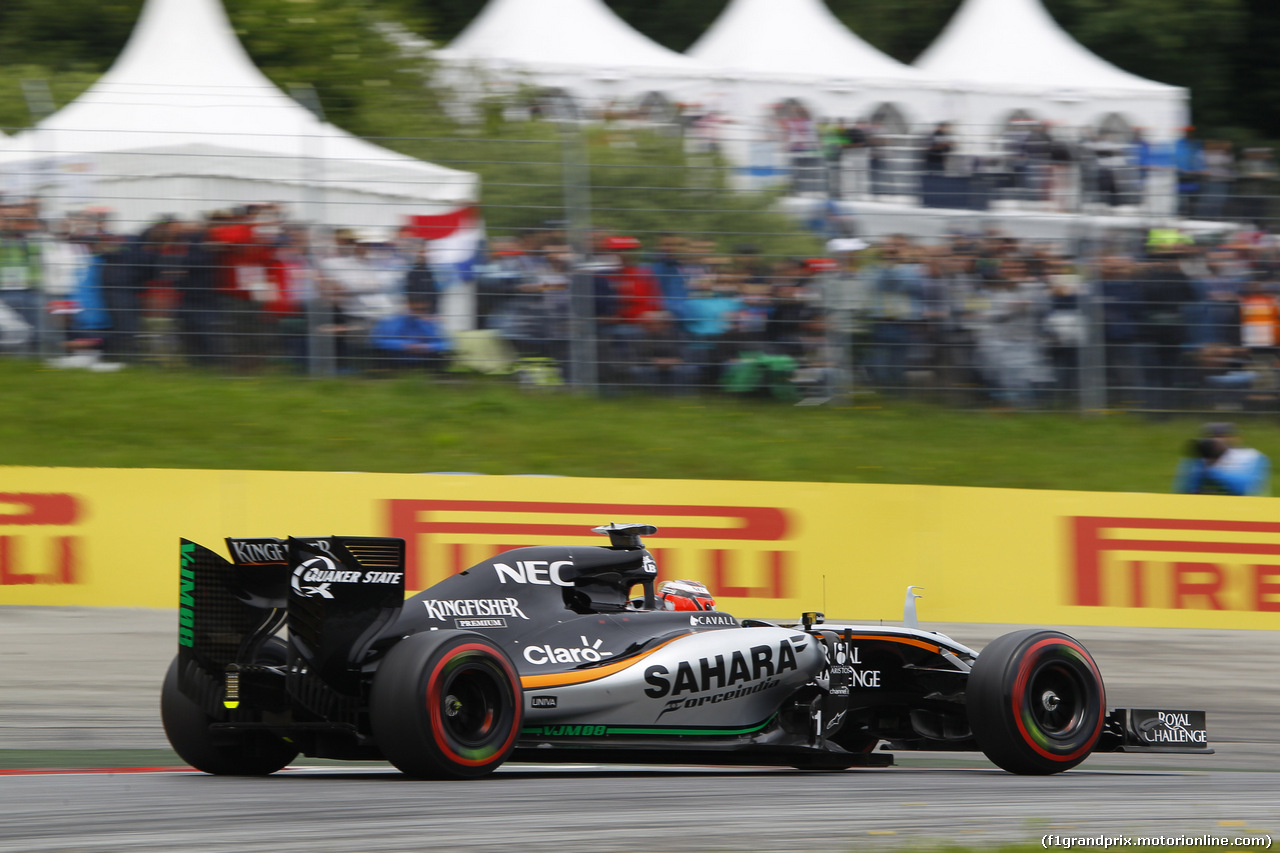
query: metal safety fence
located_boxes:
[2,111,1278,417]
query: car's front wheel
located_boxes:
[966,629,1106,775]
[370,631,523,779]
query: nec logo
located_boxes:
[0,493,82,585]
[385,500,792,597]
[1071,516,1280,612]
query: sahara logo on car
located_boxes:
[643,640,799,699]
[494,560,574,587]
[290,556,404,599]
[523,636,614,665]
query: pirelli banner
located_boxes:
[1,466,1278,630]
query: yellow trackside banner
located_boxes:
[1,466,1278,630]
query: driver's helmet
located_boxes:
[657,579,716,611]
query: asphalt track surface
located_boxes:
[1,607,1277,852]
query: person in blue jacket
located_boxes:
[370,295,452,371]
[1174,422,1271,496]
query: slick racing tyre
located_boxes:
[160,639,298,776]
[370,631,522,779]
[966,629,1106,775]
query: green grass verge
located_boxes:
[3,359,1275,492]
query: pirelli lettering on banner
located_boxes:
[1071,516,1280,612]
[0,493,81,586]
[385,499,794,594]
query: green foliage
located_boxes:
[0,66,100,131]
[0,0,142,71]
[1043,0,1247,133]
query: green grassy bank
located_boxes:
[3,360,1276,493]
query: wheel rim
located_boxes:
[425,643,520,768]
[439,661,503,747]
[1024,659,1087,739]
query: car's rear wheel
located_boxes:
[370,631,522,779]
[966,629,1106,775]
[160,639,298,776]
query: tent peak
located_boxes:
[689,0,931,83]
[915,0,1177,93]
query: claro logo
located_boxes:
[1071,516,1280,612]
[385,499,792,596]
[0,493,81,585]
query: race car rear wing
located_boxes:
[176,536,405,718]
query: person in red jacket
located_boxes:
[604,235,663,324]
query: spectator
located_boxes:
[972,257,1051,407]
[1175,131,1205,217]
[0,199,44,350]
[923,122,954,177]
[1137,238,1200,415]
[765,258,823,361]
[1042,256,1085,395]
[1237,147,1278,225]
[1198,140,1235,219]
[684,261,742,385]
[605,235,664,333]
[1094,255,1142,402]
[648,233,691,321]
[629,309,698,394]
[866,237,924,391]
[1174,422,1270,496]
[369,293,452,371]
[173,219,229,367]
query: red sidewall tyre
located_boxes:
[370,631,523,779]
[966,629,1106,775]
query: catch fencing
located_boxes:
[1,108,1276,416]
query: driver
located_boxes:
[656,579,717,612]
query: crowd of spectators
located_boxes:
[773,111,1280,222]
[474,222,1280,412]
[7,192,1280,414]
[0,198,454,373]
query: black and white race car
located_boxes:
[163,523,1210,778]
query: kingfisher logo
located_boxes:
[1071,516,1280,612]
[385,499,794,595]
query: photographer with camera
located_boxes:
[1173,422,1271,496]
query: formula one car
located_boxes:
[162,523,1211,778]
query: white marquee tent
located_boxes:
[438,0,720,117]
[687,0,944,130]
[914,0,1188,142]
[0,0,478,232]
